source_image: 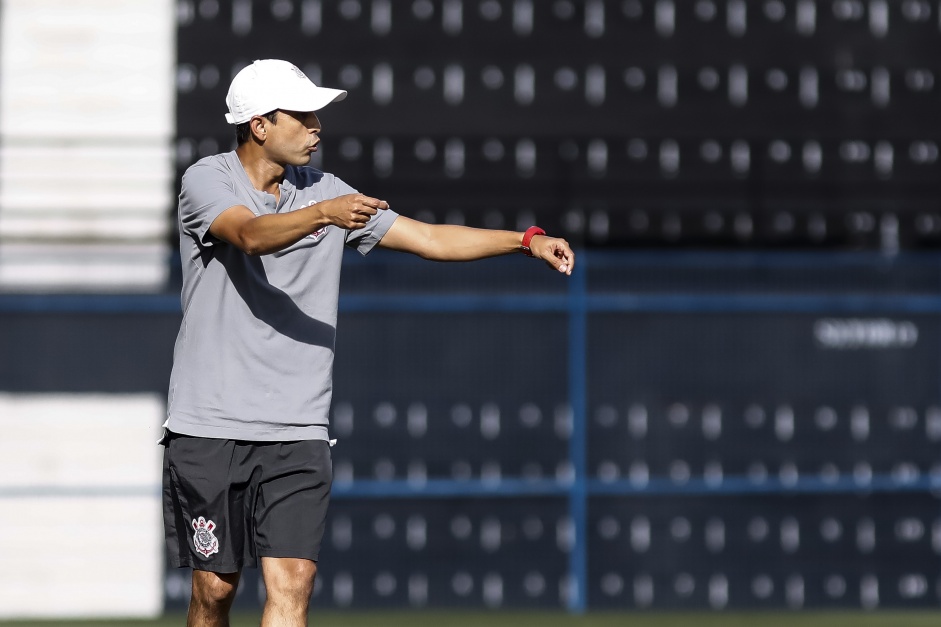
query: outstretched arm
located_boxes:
[377,215,574,275]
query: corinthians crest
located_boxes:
[192,516,220,558]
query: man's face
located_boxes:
[263,110,322,166]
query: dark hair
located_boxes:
[235,110,279,145]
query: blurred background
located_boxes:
[1,0,941,621]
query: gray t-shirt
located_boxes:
[166,151,398,441]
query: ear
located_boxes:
[250,116,268,142]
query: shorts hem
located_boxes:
[257,548,320,562]
[170,557,253,573]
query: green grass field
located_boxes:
[2,612,941,627]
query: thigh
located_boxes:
[260,556,318,599]
[253,439,332,561]
[163,433,253,572]
[191,569,241,604]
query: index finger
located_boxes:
[557,242,575,274]
[359,195,390,210]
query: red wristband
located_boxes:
[520,226,546,257]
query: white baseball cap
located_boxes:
[224,59,347,124]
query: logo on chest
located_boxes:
[301,200,328,241]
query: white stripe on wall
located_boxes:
[0,0,175,291]
[0,393,165,618]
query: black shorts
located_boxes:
[162,431,332,572]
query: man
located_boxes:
[163,59,574,627]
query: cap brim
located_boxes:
[280,86,347,113]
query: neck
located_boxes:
[235,144,286,196]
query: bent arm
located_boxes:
[209,204,330,256]
[378,216,574,274]
[209,194,389,256]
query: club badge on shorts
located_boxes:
[192,516,220,558]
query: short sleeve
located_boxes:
[339,176,400,255]
[179,161,244,247]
